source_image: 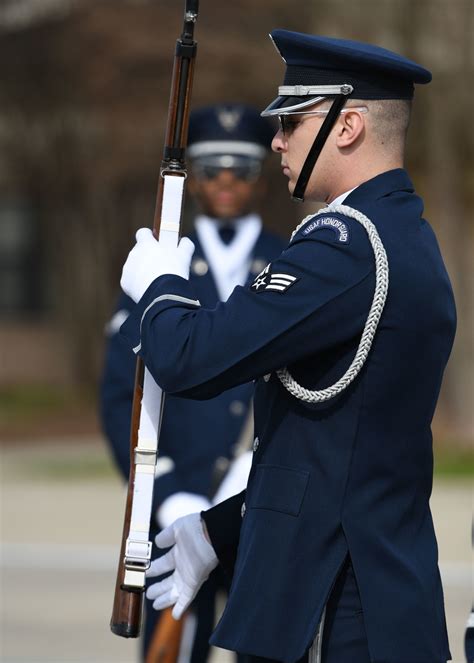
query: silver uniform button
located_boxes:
[250,258,268,275]
[229,400,245,416]
[253,436,259,452]
[263,373,271,382]
[192,258,209,276]
[241,502,246,518]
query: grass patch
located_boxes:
[0,383,98,437]
[0,384,73,420]
[25,454,118,481]
[434,447,474,477]
[434,437,474,479]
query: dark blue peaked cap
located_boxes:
[262,30,432,115]
[187,104,275,160]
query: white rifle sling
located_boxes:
[159,174,186,242]
[124,173,184,589]
[124,369,163,588]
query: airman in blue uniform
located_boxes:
[119,31,456,663]
[100,104,285,661]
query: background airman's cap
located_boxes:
[262,30,432,115]
[188,104,275,160]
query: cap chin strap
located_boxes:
[292,94,348,203]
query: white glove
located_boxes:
[157,492,212,530]
[146,512,218,618]
[120,228,195,303]
[212,451,252,505]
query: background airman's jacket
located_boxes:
[121,169,456,663]
[100,228,285,509]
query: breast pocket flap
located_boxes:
[249,464,309,517]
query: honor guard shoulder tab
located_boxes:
[291,212,353,246]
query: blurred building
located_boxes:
[0,0,471,445]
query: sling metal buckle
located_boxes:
[124,539,152,571]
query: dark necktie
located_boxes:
[218,225,236,245]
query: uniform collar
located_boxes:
[344,168,414,206]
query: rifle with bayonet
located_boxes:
[110,0,200,639]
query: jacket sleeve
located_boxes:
[120,215,375,400]
[201,490,246,576]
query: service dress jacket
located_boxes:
[121,169,456,663]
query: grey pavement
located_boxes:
[0,438,472,663]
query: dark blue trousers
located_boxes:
[320,557,370,663]
[246,556,449,663]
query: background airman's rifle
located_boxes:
[110,0,200,640]
[145,405,255,662]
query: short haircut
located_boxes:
[361,99,412,153]
[317,97,412,156]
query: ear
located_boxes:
[335,109,366,148]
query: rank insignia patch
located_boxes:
[250,264,299,293]
[302,216,350,243]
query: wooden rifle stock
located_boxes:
[111,0,199,640]
[145,607,186,663]
[110,360,145,637]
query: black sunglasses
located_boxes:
[193,163,262,182]
[277,115,301,136]
[278,107,369,136]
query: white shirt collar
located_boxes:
[327,187,357,209]
[195,214,262,301]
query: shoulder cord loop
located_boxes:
[277,204,389,403]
